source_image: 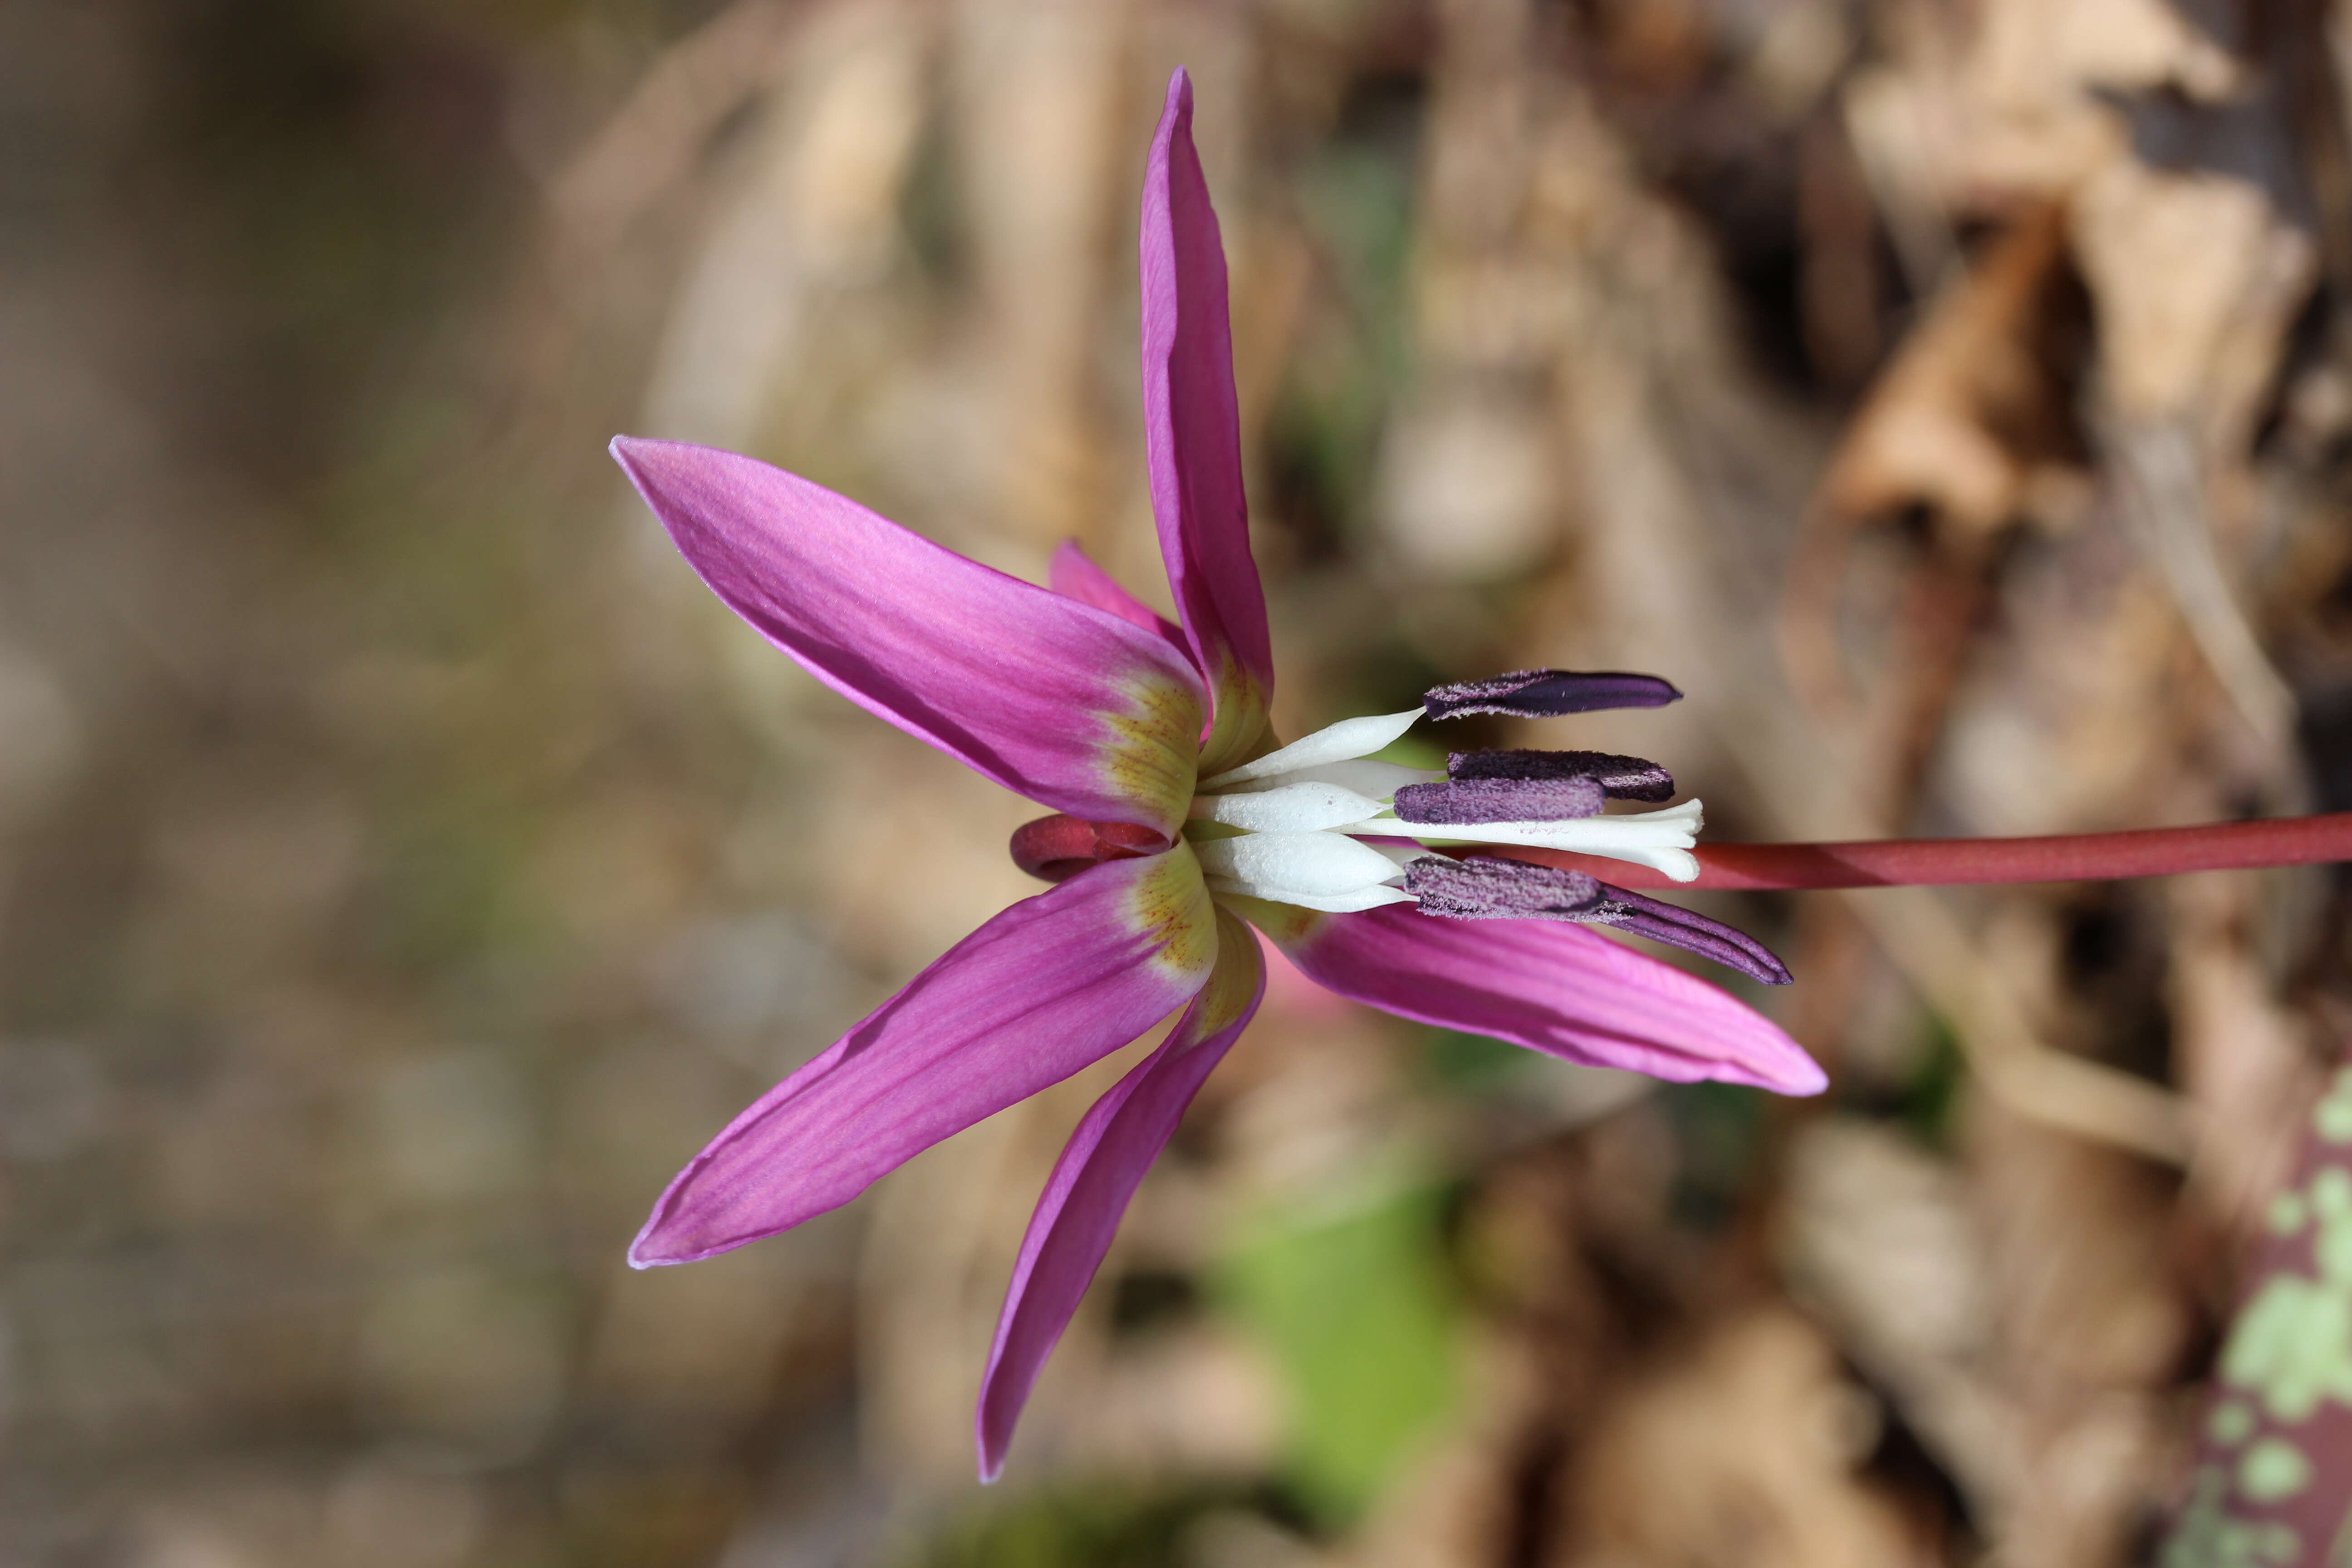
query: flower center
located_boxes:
[1010,670,1791,985]
[1177,703,1705,911]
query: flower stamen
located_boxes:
[1394,774,1606,825]
[1447,748,1676,802]
[1404,855,1792,985]
[1422,669,1682,721]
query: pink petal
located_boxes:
[1255,902,1827,1095]
[630,851,1221,1266]
[612,437,1205,835]
[1140,69,1274,773]
[975,907,1263,1481]
[1049,540,1185,650]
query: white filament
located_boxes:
[1390,799,1705,883]
[1351,837,1434,872]
[1190,781,1387,833]
[1192,830,1411,901]
[1202,877,1418,913]
[1220,759,1438,798]
[1198,709,1424,790]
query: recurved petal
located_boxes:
[630,851,1220,1266]
[613,438,1204,834]
[975,906,1262,1481]
[1244,900,1825,1095]
[1140,68,1274,775]
[1049,541,1185,650]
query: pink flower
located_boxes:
[609,68,1824,1482]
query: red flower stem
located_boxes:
[1504,813,2352,892]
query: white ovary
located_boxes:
[1186,713,1703,913]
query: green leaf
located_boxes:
[1219,1182,1461,1524]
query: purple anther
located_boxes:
[1583,882,1792,985]
[1422,669,1682,722]
[1393,774,1606,826]
[1406,855,1792,985]
[1405,855,1603,919]
[1446,749,1676,802]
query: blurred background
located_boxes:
[10,0,2352,1562]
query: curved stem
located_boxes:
[1508,812,2352,892]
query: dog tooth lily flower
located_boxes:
[608,66,1821,1483]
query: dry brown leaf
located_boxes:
[1561,1309,1933,1568]
[1820,201,2083,536]
[2072,159,2316,438]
